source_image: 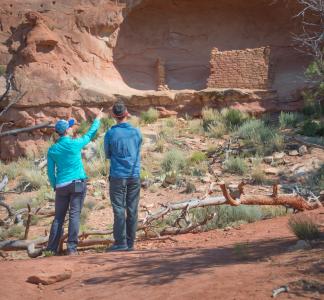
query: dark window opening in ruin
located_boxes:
[113,0,310,98]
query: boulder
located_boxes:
[298,145,308,156]
[27,270,72,285]
[264,167,279,175]
[288,150,299,156]
[273,152,285,161]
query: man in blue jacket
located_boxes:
[46,111,102,255]
[104,101,142,251]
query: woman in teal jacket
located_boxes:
[46,111,102,255]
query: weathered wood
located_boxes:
[24,204,32,240]
[0,91,27,118]
[0,176,8,192]
[0,121,53,137]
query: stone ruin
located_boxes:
[0,0,311,159]
[207,47,272,90]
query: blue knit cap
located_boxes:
[55,119,75,135]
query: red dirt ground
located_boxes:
[0,208,323,300]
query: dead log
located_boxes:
[0,121,53,138]
[0,176,8,192]
[0,236,48,258]
[160,213,217,236]
[219,183,321,211]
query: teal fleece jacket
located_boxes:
[47,119,100,188]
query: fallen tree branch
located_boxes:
[0,91,27,118]
[0,121,53,138]
[0,74,12,103]
[160,213,217,236]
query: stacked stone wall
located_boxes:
[207,47,271,89]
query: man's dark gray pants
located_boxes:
[109,177,141,248]
[47,182,87,253]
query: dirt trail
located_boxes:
[0,208,323,300]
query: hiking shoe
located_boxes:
[67,250,78,256]
[106,244,128,252]
[127,246,135,251]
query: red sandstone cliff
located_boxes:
[0,0,308,159]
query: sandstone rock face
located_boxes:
[0,0,310,159]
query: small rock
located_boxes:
[289,240,311,251]
[201,175,212,183]
[298,145,308,156]
[263,156,273,164]
[27,270,72,285]
[320,190,324,202]
[162,174,177,186]
[224,226,232,232]
[273,152,285,161]
[265,167,279,175]
[288,150,299,156]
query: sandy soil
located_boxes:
[0,208,323,300]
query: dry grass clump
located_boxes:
[279,112,302,129]
[141,108,159,124]
[223,156,248,175]
[288,215,321,241]
[19,168,47,190]
[161,149,187,174]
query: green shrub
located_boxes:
[84,200,96,210]
[188,119,203,134]
[0,65,6,77]
[101,117,116,132]
[189,151,207,164]
[80,208,90,225]
[161,149,186,174]
[0,228,8,240]
[288,215,320,241]
[202,107,222,131]
[76,120,90,135]
[300,120,320,137]
[164,117,177,127]
[251,160,266,184]
[154,138,165,153]
[140,169,152,181]
[129,116,140,128]
[221,108,249,129]
[19,168,47,190]
[7,225,24,239]
[236,119,284,155]
[141,108,159,124]
[223,157,248,175]
[279,112,302,129]
[206,122,227,138]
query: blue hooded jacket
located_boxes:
[104,122,142,179]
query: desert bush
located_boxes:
[223,157,247,175]
[129,116,140,128]
[140,169,152,181]
[159,125,176,142]
[202,107,223,131]
[221,108,249,130]
[164,117,177,128]
[154,138,165,153]
[288,215,320,240]
[7,225,24,239]
[251,160,266,184]
[84,199,96,210]
[19,168,47,190]
[236,119,284,155]
[76,120,90,135]
[0,228,8,240]
[189,151,207,164]
[161,149,186,174]
[191,161,209,177]
[141,108,159,124]
[100,117,116,132]
[279,112,302,129]
[0,65,6,76]
[300,120,324,137]
[84,138,108,177]
[188,119,204,134]
[80,208,90,225]
[206,122,227,138]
